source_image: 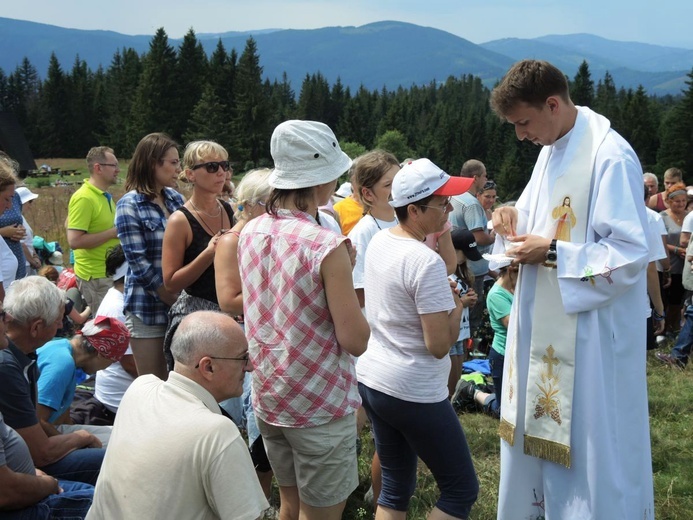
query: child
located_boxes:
[454,257,517,418]
[448,228,482,397]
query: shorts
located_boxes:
[257,413,358,507]
[124,312,167,339]
[449,339,467,356]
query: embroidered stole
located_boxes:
[499,108,611,467]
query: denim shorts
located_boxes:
[124,311,167,339]
[359,383,478,518]
[449,339,467,356]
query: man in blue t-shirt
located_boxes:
[449,159,496,334]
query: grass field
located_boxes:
[340,352,692,519]
[22,160,693,519]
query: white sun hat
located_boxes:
[269,120,352,190]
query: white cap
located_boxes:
[113,262,128,281]
[16,187,38,204]
[389,158,474,207]
[269,120,352,189]
[335,182,352,198]
[48,251,63,266]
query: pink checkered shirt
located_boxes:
[239,209,361,428]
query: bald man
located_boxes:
[87,311,268,520]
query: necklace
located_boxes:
[370,212,398,231]
[189,199,224,236]
[189,198,222,218]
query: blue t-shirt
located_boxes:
[449,192,490,276]
[36,338,77,423]
[487,283,513,356]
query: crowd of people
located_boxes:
[0,58,671,520]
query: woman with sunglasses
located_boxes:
[161,141,234,370]
[115,133,185,380]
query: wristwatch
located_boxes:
[545,239,558,264]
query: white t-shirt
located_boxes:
[22,216,35,271]
[356,230,455,403]
[681,210,693,234]
[94,287,134,413]
[0,237,18,286]
[650,208,669,272]
[318,211,342,235]
[348,214,397,290]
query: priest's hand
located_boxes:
[506,234,552,265]
[492,206,518,237]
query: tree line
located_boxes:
[1,27,692,200]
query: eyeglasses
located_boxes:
[192,161,231,174]
[420,197,452,212]
[194,352,250,369]
[98,163,119,169]
[482,180,496,191]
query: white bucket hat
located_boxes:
[269,120,352,189]
[16,187,39,204]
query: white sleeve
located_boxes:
[556,150,649,314]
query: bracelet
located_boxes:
[653,310,665,321]
[675,246,679,254]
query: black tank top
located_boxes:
[180,201,234,304]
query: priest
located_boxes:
[490,59,653,520]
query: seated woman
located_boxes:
[356,158,478,520]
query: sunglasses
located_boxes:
[482,180,496,191]
[192,161,231,174]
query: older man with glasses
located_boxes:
[87,311,268,520]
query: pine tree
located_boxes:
[620,85,659,170]
[183,85,232,151]
[232,37,271,167]
[34,53,68,156]
[656,68,693,174]
[173,28,208,143]
[208,40,237,127]
[103,48,142,155]
[128,28,178,149]
[571,61,594,107]
[64,56,97,155]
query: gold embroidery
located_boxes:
[533,346,562,425]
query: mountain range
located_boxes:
[1,17,692,95]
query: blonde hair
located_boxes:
[234,168,272,216]
[180,140,229,181]
[0,160,18,191]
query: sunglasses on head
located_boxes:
[483,180,496,191]
[192,160,231,174]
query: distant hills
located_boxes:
[1,17,691,95]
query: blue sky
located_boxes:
[4,0,693,49]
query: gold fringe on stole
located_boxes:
[498,418,515,446]
[524,434,571,468]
